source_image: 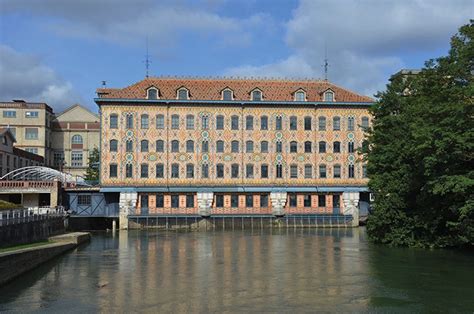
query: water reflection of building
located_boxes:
[95,77,372,222]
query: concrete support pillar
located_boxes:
[270,192,287,216]
[197,192,214,217]
[342,192,360,227]
[119,192,138,230]
[50,180,59,208]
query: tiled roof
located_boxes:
[96,77,373,102]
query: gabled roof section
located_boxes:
[95,77,373,102]
[55,104,99,122]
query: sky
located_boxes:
[0,0,472,113]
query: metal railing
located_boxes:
[0,206,66,226]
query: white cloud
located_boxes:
[225,0,472,97]
[0,45,83,111]
[1,0,269,48]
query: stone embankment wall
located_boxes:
[0,217,64,248]
[0,232,90,285]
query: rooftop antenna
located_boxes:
[143,37,151,78]
[101,80,106,87]
[323,44,329,81]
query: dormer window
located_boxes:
[323,90,335,102]
[147,87,158,100]
[294,90,306,101]
[222,89,233,101]
[177,88,189,100]
[251,89,262,101]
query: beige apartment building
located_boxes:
[0,100,99,177]
[51,104,100,177]
[0,100,54,167]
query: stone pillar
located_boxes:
[197,192,214,217]
[342,192,360,227]
[270,191,287,216]
[50,180,59,208]
[119,192,138,230]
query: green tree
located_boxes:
[364,21,474,248]
[84,147,100,182]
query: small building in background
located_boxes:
[0,127,44,177]
[0,100,54,167]
[51,104,100,178]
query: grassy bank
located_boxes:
[0,241,51,253]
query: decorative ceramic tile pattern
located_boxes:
[99,104,371,187]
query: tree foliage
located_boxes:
[364,21,474,248]
[84,147,99,182]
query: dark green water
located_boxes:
[0,228,473,312]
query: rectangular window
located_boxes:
[186,164,194,178]
[348,142,355,153]
[334,165,341,178]
[276,142,282,153]
[289,194,297,207]
[275,116,282,130]
[25,128,38,140]
[171,115,180,129]
[319,165,327,178]
[216,164,224,178]
[141,164,148,178]
[362,164,368,178]
[215,195,224,207]
[276,164,283,178]
[186,115,194,130]
[171,194,179,208]
[77,195,91,206]
[109,164,118,178]
[171,164,179,178]
[126,164,133,178]
[202,116,209,130]
[304,117,312,130]
[110,115,118,129]
[186,194,194,208]
[231,194,239,208]
[231,116,239,130]
[156,194,164,208]
[260,116,268,130]
[318,195,326,207]
[245,194,253,208]
[202,164,209,178]
[261,164,268,178]
[202,141,209,153]
[303,194,311,207]
[156,163,164,178]
[156,115,165,129]
[348,164,355,178]
[290,165,298,178]
[231,164,239,178]
[246,116,253,130]
[3,110,16,118]
[290,116,297,130]
[71,151,83,167]
[126,114,133,129]
[25,111,39,118]
[304,165,312,179]
[246,164,254,179]
[348,117,355,131]
[260,194,268,208]
[216,116,224,130]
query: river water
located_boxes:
[0,228,473,313]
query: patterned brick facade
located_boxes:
[96,77,372,217]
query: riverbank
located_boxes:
[0,232,91,285]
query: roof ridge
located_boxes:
[145,75,327,82]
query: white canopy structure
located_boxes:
[0,166,90,186]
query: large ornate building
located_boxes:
[95,77,372,223]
